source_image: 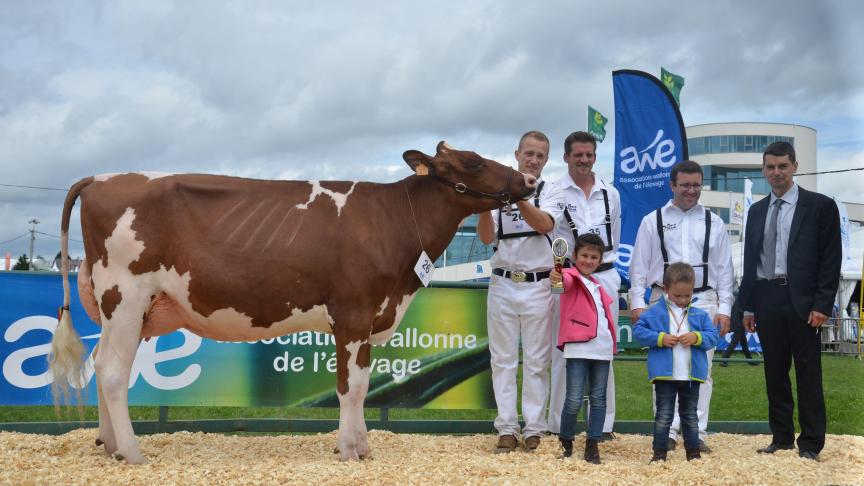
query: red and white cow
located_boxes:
[50,142,535,463]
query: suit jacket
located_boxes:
[739,186,841,320]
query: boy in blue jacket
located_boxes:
[634,262,719,462]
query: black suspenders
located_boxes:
[656,207,712,292]
[563,188,613,252]
[496,181,551,244]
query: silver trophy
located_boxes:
[551,237,569,294]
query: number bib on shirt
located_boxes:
[577,223,610,248]
[499,206,539,238]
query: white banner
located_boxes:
[836,197,853,272]
[730,194,744,224]
[741,179,753,241]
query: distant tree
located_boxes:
[12,254,29,271]
[55,251,62,261]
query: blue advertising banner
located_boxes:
[1,272,644,407]
[612,69,688,285]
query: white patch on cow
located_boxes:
[191,304,333,341]
[93,172,172,182]
[369,291,418,345]
[94,173,121,182]
[375,297,389,318]
[337,339,371,459]
[295,181,356,216]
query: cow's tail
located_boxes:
[49,177,94,411]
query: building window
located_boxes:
[702,167,771,195]
[687,135,794,156]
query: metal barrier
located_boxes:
[821,317,863,357]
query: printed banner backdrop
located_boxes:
[715,332,763,353]
[612,69,688,285]
[1,272,643,408]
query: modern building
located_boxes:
[688,122,862,241]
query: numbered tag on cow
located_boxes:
[414,251,435,287]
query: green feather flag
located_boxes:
[661,67,685,105]
[587,105,608,142]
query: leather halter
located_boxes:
[429,165,519,206]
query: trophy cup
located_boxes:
[551,237,569,294]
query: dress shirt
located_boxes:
[629,200,734,316]
[489,179,566,272]
[757,183,799,279]
[668,301,692,381]
[553,173,621,266]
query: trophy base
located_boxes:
[551,287,564,295]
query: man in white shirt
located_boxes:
[478,130,566,453]
[629,159,733,452]
[547,131,622,440]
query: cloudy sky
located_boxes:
[1,0,862,260]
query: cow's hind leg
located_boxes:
[335,338,372,461]
[91,344,118,455]
[94,317,145,464]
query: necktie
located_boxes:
[762,199,784,279]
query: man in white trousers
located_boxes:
[478,130,565,453]
[547,131,622,440]
[629,159,733,452]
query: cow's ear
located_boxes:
[403,150,433,176]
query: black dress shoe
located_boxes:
[757,443,795,454]
[666,438,677,451]
[601,432,616,442]
[799,450,819,460]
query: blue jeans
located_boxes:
[654,380,700,450]
[559,358,610,441]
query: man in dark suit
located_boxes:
[739,141,841,460]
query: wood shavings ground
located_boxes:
[1,429,862,485]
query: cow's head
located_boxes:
[403,141,536,209]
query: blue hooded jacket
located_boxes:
[633,297,719,383]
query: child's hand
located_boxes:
[678,332,698,347]
[550,269,562,285]
[661,334,678,347]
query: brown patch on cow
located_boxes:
[100,285,122,320]
[318,181,353,192]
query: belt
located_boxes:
[492,268,550,283]
[759,276,788,286]
[563,260,614,273]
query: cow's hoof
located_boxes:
[333,446,340,454]
[339,449,360,461]
[113,450,146,464]
[95,438,104,447]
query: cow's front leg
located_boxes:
[335,338,372,461]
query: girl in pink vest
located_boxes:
[550,233,617,463]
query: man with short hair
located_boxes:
[547,131,621,441]
[478,130,566,453]
[740,141,841,460]
[629,159,733,453]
